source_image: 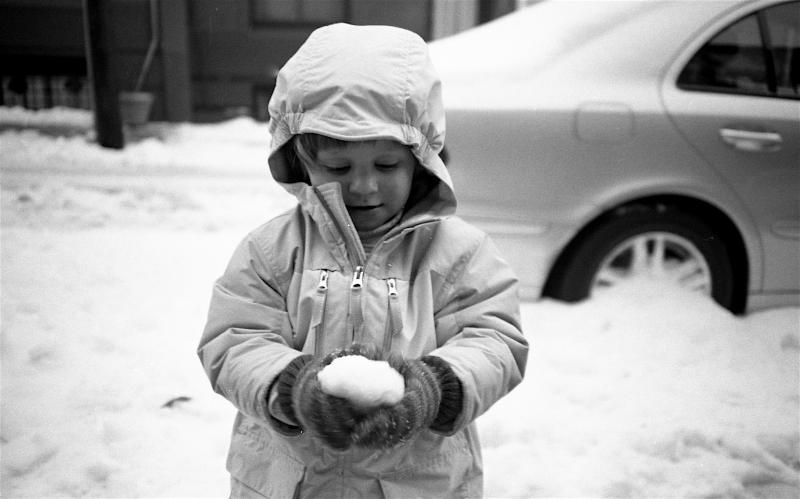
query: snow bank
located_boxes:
[1,108,296,232]
[1,229,238,497]
[0,106,93,131]
[2,108,798,497]
[1,108,271,175]
[479,278,799,497]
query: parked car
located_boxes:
[429,0,799,313]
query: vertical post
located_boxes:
[160,0,192,121]
[83,0,124,149]
[478,0,515,24]
[477,0,492,24]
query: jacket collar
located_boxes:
[283,180,453,267]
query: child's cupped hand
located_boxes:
[291,343,443,450]
[349,357,442,448]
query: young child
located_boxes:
[198,23,528,498]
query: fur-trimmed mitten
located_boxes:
[285,346,379,450]
[350,353,464,448]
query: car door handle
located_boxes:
[719,128,783,152]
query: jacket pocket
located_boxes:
[377,431,481,499]
[227,419,306,498]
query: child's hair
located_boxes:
[293,134,379,172]
[287,134,400,184]
[287,133,447,185]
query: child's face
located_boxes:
[306,140,417,232]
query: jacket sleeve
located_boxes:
[428,232,528,435]
[197,232,303,428]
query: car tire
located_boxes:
[543,203,736,310]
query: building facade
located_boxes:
[0,0,515,123]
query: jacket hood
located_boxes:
[267,23,455,213]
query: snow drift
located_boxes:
[1,108,798,498]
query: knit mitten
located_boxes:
[420,355,464,433]
[350,354,447,449]
[272,354,314,427]
[290,346,374,450]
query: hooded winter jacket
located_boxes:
[198,24,528,499]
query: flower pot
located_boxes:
[119,91,154,125]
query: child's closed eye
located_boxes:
[321,163,350,174]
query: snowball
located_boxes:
[318,355,405,409]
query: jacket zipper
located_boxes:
[312,187,415,349]
[349,265,365,341]
[383,277,402,352]
[311,269,329,357]
[313,187,369,342]
[313,187,365,269]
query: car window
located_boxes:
[765,2,800,97]
[678,14,769,95]
[677,1,799,99]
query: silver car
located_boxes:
[430,0,799,313]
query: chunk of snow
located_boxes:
[318,355,405,409]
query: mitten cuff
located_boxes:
[271,354,314,429]
[421,355,464,433]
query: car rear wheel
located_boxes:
[543,204,736,310]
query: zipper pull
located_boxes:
[387,278,398,297]
[351,266,364,289]
[318,269,329,291]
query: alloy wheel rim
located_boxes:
[590,231,713,296]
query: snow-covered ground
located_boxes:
[1,108,798,498]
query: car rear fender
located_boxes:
[559,182,759,300]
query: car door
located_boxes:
[661,0,799,298]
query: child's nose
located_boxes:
[348,171,378,195]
